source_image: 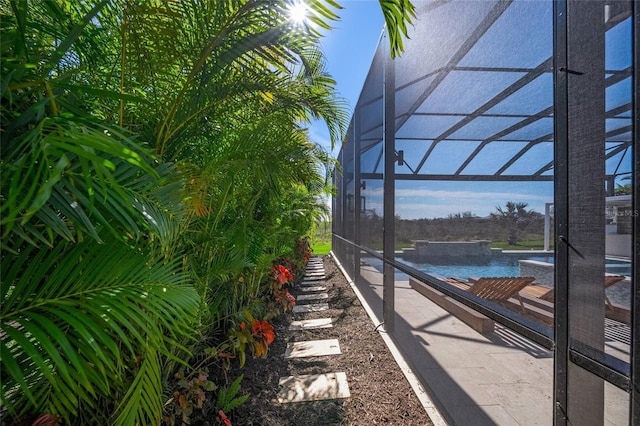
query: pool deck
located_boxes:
[338,257,628,425]
[500,249,553,255]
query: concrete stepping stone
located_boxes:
[288,318,333,331]
[296,292,329,303]
[277,372,350,403]
[306,265,324,270]
[305,271,325,276]
[300,285,326,292]
[292,303,329,313]
[284,339,341,358]
[301,281,325,288]
[300,278,326,285]
[301,275,325,282]
[300,284,326,290]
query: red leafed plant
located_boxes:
[164,371,216,425]
[295,237,312,266]
[273,264,295,285]
[251,319,275,357]
[9,414,61,426]
[274,289,296,312]
[270,263,296,312]
[229,311,277,365]
[218,410,232,426]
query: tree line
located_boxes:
[359,202,549,249]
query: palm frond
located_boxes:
[114,347,163,426]
[1,238,199,422]
[379,0,416,58]
[0,115,187,253]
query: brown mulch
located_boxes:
[228,255,434,426]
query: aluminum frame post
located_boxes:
[354,108,362,284]
[630,1,639,423]
[383,38,396,334]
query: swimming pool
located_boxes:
[363,256,532,281]
[396,255,631,306]
[604,259,632,277]
[398,254,553,280]
[400,258,520,279]
[358,254,631,308]
[397,255,631,280]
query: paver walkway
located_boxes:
[277,257,351,403]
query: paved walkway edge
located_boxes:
[330,251,448,426]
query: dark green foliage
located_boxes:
[1,0,415,423]
[217,375,250,413]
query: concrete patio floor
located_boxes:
[344,259,629,425]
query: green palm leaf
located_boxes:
[114,347,163,426]
[379,0,416,58]
[1,238,199,422]
[2,117,149,240]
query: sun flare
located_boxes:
[288,1,308,25]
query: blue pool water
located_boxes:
[403,261,517,279]
[361,255,631,307]
[398,256,552,280]
[604,260,632,277]
[398,256,631,280]
[364,256,539,281]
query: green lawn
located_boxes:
[491,240,552,250]
[310,222,332,255]
[311,243,331,255]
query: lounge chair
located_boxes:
[604,275,627,309]
[521,275,629,324]
[428,276,542,329]
[467,277,536,313]
[442,276,536,312]
[531,275,626,307]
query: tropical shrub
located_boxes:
[1,0,416,423]
[1,4,199,423]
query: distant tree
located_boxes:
[614,183,632,196]
[490,202,540,246]
[447,211,476,219]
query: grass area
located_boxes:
[491,240,553,250]
[310,221,332,255]
[393,240,552,251]
[311,243,331,255]
[308,227,554,254]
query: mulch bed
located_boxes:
[227,255,434,426]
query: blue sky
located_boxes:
[308,1,384,157]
